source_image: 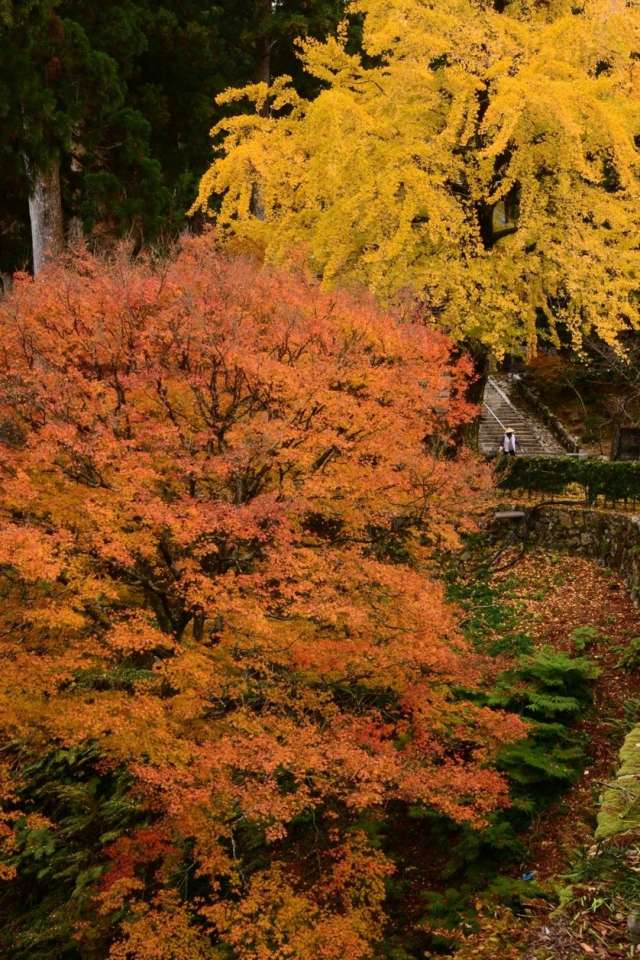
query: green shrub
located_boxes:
[421,887,477,931]
[616,636,640,670]
[439,817,525,883]
[491,648,599,719]
[491,649,599,802]
[570,625,603,653]
[0,743,147,960]
[485,874,546,906]
[497,456,640,504]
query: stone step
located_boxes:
[479,374,567,457]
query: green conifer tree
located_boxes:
[0,1,346,275]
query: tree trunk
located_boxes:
[255,39,271,86]
[27,155,64,275]
[254,0,273,86]
[250,0,273,219]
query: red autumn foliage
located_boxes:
[0,238,523,958]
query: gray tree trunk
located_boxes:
[27,155,64,275]
[255,0,273,86]
[250,0,273,220]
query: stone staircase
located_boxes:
[479,375,567,457]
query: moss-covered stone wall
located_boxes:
[596,724,640,839]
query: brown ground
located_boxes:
[492,550,640,959]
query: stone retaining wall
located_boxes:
[512,375,581,453]
[493,505,640,602]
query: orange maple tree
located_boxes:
[0,238,523,958]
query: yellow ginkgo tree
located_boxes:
[192,0,640,355]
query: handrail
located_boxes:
[487,375,520,415]
[482,400,507,432]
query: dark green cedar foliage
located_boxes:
[492,648,599,803]
[0,1,346,273]
[0,743,146,960]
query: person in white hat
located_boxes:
[501,427,517,455]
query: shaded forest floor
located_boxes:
[489,550,640,959]
[381,545,640,959]
[496,552,639,878]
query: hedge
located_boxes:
[497,456,640,504]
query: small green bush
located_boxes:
[497,456,640,505]
[492,648,599,718]
[616,636,640,670]
[491,648,599,800]
[570,625,603,653]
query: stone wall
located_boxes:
[493,505,640,602]
[512,375,581,453]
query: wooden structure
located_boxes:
[611,426,640,461]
